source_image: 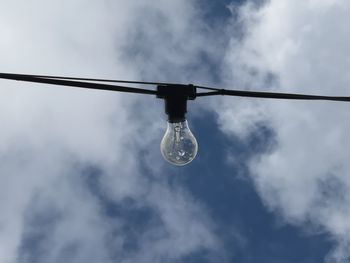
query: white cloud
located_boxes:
[219,0,350,261]
[0,1,222,262]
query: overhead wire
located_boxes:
[0,72,180,86]
[196,88,350,102]
[0,72,157,95]
[1,72,350,102]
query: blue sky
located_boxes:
[1,0,350,262]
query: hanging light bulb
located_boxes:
[157,84,198,166]
[160,120,198,166]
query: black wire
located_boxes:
[1,72,350,102]
[196,91,221,97]
[0,73,157,95]
[0,72,222,90]
[0,72,181,86]
[196,89,350,102]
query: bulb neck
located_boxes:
[166,119,188,126]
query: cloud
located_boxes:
[0,1,223,262]
[218,0,350,261]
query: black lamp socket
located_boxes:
[157,85,196,123]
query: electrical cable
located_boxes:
[0,72,157,95]
[0,72,181,86]
[1,72,350,102]
[196,89,350,102]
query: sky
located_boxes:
[1,0,350,262]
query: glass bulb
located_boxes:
[160,120,198,166]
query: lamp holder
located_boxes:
[157,84,196,123]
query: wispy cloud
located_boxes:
[218,1,350,261]
[0,1,224,262]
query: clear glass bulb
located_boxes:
[160,120,198,166]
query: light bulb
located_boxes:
[160,120,198,166]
